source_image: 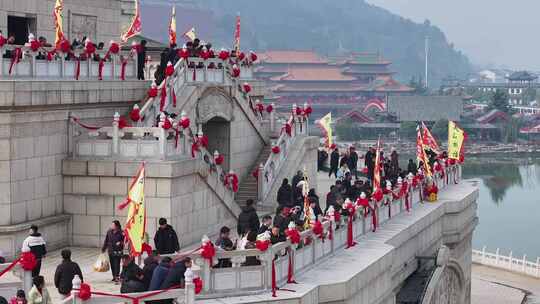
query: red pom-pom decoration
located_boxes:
[218,49,230,61]
[231,65,240,78]
[193,277,203,294]
[304,106,313,116]
[372,189,383,202]
[165,63,174,76]
[180,117,190,129]
[255,239,270,252]
[199,135,209,148]
[256,103,264,113]
[19,252,37,271]
[201,242,216,260]
[178,48,189,59]
[46,51,55,61]
[312,220,323,237]
[250,51,258,62]
[295,107,303,116]
[162,118,172,130]
[109,42,120,55]
[118,116,130,129]
[85,43,96,55]
[148,87,158,98]
[29,40,40,52]
[266,104,274,113]
[214,154,224,165]
[238,52,246,61]
[243,83,251,94]
[285,123,292,136]
[272,146,280,154]
[252,167,259,180]
[0,35,6,48]
[130,107,141,122]
[59,39,71,53]
[286,228,301,244]
[78,283,92,301]
[200,49,210,60]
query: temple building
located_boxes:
[255,50,414,120]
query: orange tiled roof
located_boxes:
[270,66,355,81]
[259,50,328,64]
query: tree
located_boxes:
[432,119,448,141]
[489,90,511,113]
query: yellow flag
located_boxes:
[183,27,196,41]
[122,164,146,256]
[53,0,65,48]
[317,112,333,148]
[448,121,465,160]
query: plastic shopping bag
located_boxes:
[93,253,110,272]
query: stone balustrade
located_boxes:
[0,44,137,79]
[472,247,540,278]
[164,165,461,298]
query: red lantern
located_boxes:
[29,40,40,52]
[59,39,71,53]
[178,48,189,59]
[238,52,246,61]
[193,277,203,294]
[272,146,280,154]
[249,51,258,62]
[266,104,274,113]
[148,86,158,98]
[218,49,230,61]
[214,154,224,165]
[255,239,270,251]
[165,62,174,76]
[286,228,301,244]
[243,83,252,93]
[130,107,141,122]
[109,41,120,55]
[0,34,6,48]
[78,283,92,301]
[180,117,190,129]
[19,252,37,271]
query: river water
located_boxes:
[463,154,540,259]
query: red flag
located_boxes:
[121,0,142,42]
[373,139,382,193]
[416,128,432,176]
[421,121,440,153]
[233,14,241,52]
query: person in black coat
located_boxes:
[365,147,375,181]
[120,255,142,284]
[54,249,83,296]
[137,40,147,80]
[237,200,260,237]
[154,48,169,86]
[277,178,293,207]
[329,148,340,178]
[291,171,303,191]
[258,215,272,234]
[273,207,291,234]
[317,149,328,171]
[121,268,146,294]
[101,220,125,282]
[407,159,418,175]
[142,256,158,291]
[348,147,359,179]
[154,218,180,255]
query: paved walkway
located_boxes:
[472,263,540,304]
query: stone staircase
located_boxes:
[235,144,273,208]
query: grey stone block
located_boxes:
[72,176,100,194]
[87,161,115,176]
[86,196,114,216]
[99,177,127,195]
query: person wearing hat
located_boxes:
[22,225,46,277]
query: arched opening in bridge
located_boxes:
[203,116,231,172]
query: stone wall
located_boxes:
[0,0,122,45]
[0,79,148,258]
[62,159,237,248]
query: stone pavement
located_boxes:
[471,263,540,304]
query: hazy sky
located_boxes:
[367,0,539,70]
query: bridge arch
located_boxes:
[421,253,466,304]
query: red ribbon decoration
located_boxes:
[346,213,357,249]
[19,252,37,271]
[285,228,301,244]
[120,59,128,81]
[193,278,203,294]
[328,222,333,240]
[71,116,101,130]
[255,240,270,252]
[271,258,277,297]
[0,257,21,278]
[75,58,81,80]
[371,204,378,232]
[9,48,22,75]
[287,248,297,284]
[98,59,105,80]
[76,284,183,304]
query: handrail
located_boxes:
[472,247,540,278]
[165,165,461,298]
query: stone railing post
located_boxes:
[112,112,120,155]
[22,267,32,294]
[201,258,211,292]
[292,104,298,135]
[270,103,275,133]
[60,55,65,77]
[257,163,264,202]
[184,268,195,304]
[111,55,117,79]
[522,255,527,272]
[262,251,273,292]
[536,257,540,277]
[30,53,36,77]
[481,246,486,264]
[0,47,4,76]
[71,275,81,304]
[495,248,500,265]
[158,113,166,159]
[508,251,513,269]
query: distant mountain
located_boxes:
[140,0,472,86]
